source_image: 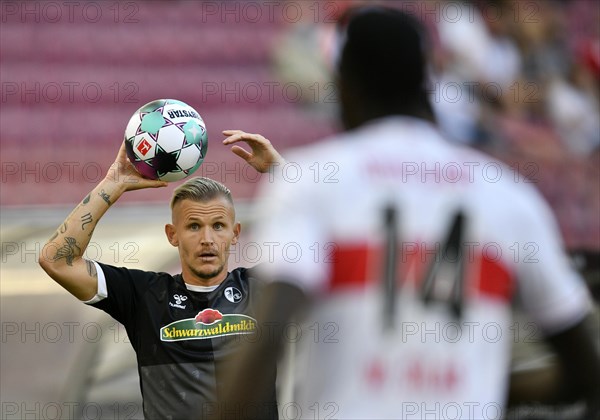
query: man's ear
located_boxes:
[165,224,178,247]
[232,222,241,245]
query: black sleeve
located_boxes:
[90,262,155,330]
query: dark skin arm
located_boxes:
[214,282,307,419]
[508,315,600,415]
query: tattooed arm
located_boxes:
[39,143,167,300]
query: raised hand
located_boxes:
[105,142,168,191]
[222,130,285,173]
[39,141,167,301]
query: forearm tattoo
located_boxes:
[98,189,111,205]
[49,222,67,242]
[51,237,81,266]
[81,213,93,230]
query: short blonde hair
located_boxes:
[170,177,233,209]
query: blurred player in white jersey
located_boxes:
[222,7,600,419]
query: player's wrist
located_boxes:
[97,177,127,204]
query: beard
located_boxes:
[190,261,226,281]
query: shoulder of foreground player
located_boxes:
[443,142,545,200]
[283,135,350,165]
[232,265,266,285]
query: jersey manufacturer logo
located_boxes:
[224,286,242,303]
[169,294,188,309]
[160,308,257,342]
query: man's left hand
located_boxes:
[222,130,285,173]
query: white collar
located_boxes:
[185,283,219,293]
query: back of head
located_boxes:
[338,7,433,128]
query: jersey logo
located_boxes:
[169,294,188,309]
[160,309,257,342]
[224,287,242,303]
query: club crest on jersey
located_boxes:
[224,287,242,303]
[169,294,188,309]
[160,308,256,342]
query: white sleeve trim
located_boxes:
[82,261,108,304]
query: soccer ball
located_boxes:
[124,99,208,182]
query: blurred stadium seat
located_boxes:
[0,2,336,207]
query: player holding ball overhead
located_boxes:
[38,105,285,419]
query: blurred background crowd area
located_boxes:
[439,0,600,255]
[1,0,598,254]
[274,0,600,256]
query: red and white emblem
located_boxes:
[137,138,152,156]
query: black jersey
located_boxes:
[91,263,278,419]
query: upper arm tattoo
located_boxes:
[51,237,81,266]
[85,259,97,278]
